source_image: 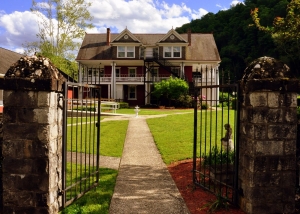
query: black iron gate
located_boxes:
[193,76,239,205]
[60,81,101,209]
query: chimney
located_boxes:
[188,29,191,46]
[107,28,111,46]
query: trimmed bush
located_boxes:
[201,102,209,109]
[176,95,193,108]
[119,102,129,109]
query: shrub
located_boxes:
[119,102,129,109]
[176,95,193,108]
[219,92,230,103]
[200,102,209,109]
[142,104,158,108]
[202,146,235,166]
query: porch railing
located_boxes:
[82,74,170,83]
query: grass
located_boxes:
[147,113,194,164]
[67,119,128,157]
[60,167,118,214]
[147,109,236,165]
[100,120,128,157]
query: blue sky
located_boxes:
[0,0,243,53]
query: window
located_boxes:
[163,46,181,58]
[128,86,136,100]
[117,46,125,57]
[128,68,136,77]
[164,47,172,58]
[116,68,120,77]
[118,46,135,58]
[127,47,134,57]
[173,47,181,57]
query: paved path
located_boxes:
[108,117,190,214]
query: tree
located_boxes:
[251,0,300,74]
[175,0,288,79]
[26,0,94,76]
[152,77,189,106]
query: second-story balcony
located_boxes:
[82,74,171,83]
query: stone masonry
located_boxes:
[239,57,299,213]
[1,56,64,213]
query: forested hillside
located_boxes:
[176,0,293,80]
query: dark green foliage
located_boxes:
[76,106,96,112]
[176,0,291,78]
[200,102,209,109]
[176,95,193,108]
[202,146,235,166]
[152,77,189,106]
[203,192,229,213]
[119,102,129,109]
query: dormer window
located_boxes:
[117,46,135,58]
[163,46,181,58]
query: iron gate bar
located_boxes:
[193,81,239,205]
[61,81,101,209]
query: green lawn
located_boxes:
[60,167,118,214]
[147,109,236,164]
[67,119,128,157]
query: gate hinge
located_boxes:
[58,189,64,196]
[57,94,64,109]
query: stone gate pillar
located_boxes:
[1,56,64,213]
[239,56,299,213]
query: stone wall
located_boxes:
[2,90,63,213]
[1,55,64,213]
[239,57,298,213]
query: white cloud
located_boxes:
[0,0,210,52]
[0,11,39,50]
[216,0,243,12]
[14,48,25,54]
[191,8,208,20]
[230,0,244,7]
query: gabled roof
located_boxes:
[76,29,221,62]
[157,28,188,44]
[0,47,24,74]
[111,28,142,44]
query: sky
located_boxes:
[0,0,243,54]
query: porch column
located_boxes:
[111,62,116,100]
[239,57,298,213]
[180,62,185,79]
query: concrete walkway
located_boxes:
[108,117,190,214]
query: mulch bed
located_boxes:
[167,159,246,214]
